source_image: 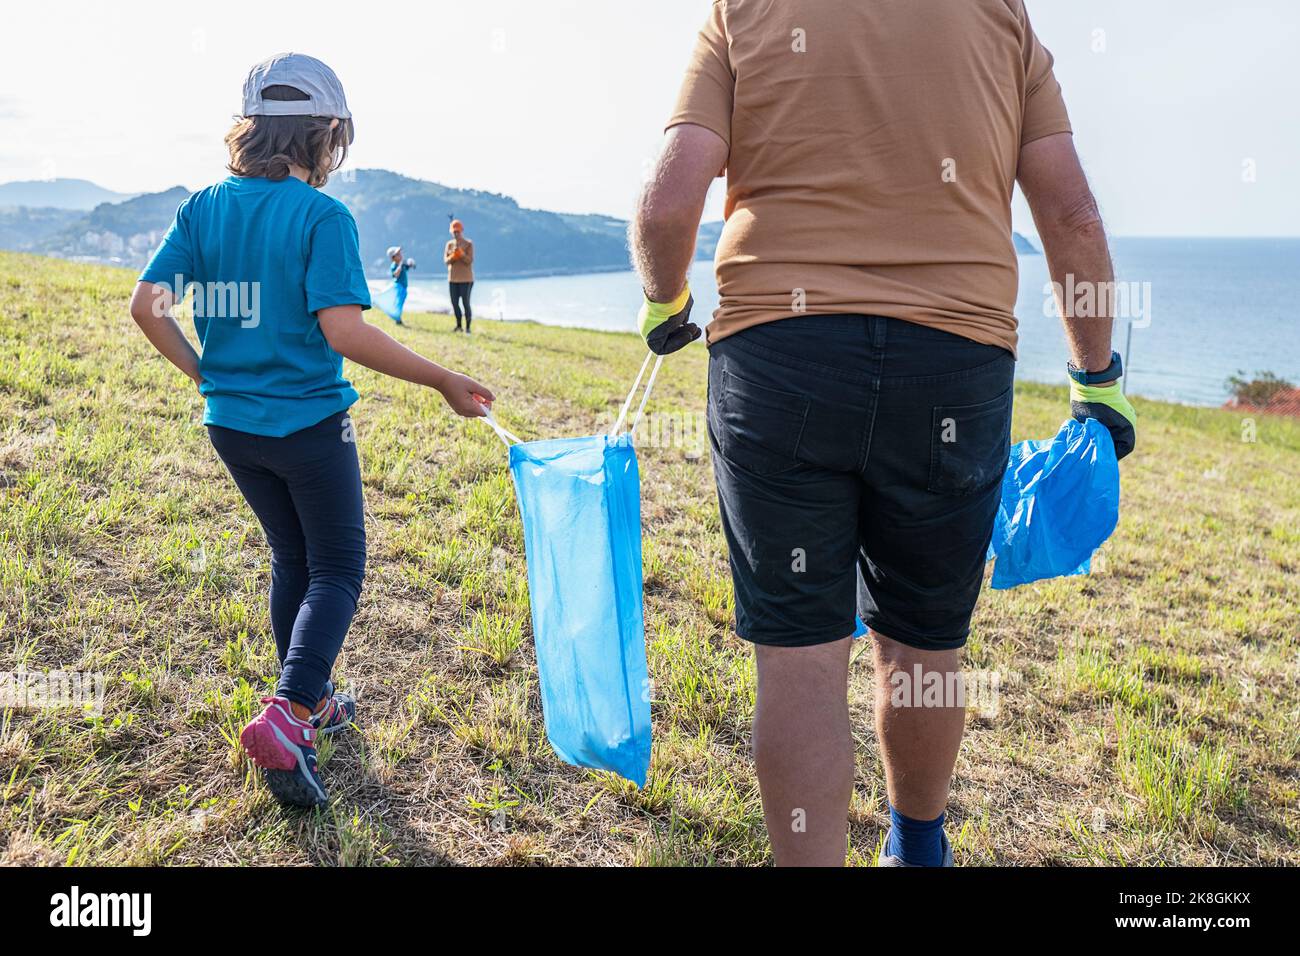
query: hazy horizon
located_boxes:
[2,1,1296,237]
[5,172,1297,241]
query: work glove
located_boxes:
[638,285,701,355]
[1071,378,1137,460]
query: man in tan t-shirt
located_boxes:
[631,0,1136,866]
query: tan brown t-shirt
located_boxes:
[668,0,1072,355]
[445,236,474,283]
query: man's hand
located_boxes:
[438,371,495,418]
[638,285,702,355]
[1070,379,1136,459]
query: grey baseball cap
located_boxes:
[241,53,354,142]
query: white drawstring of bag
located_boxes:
[608,351,664,440]
[481,406,523,447]
[480,350,663,449]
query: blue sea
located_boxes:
[380,238,1300,406]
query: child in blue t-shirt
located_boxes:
[374,245,410,324]
[129,53,495,808]
[390,246,411,289]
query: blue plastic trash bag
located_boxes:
[483,355,662,786]
[507,434,651,785]
[372,281,407,322]
[986,417,1120,589]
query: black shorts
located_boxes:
[707,314,1014,651]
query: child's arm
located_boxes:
[319,305,494,417]
[129,282,202,388]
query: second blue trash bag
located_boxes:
[372,281,407,322]
[483,355,661,787]
[986,417,1120,589]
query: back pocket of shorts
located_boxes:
[928,388,1013,496]
[713,367,810,475]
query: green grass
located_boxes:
[1,250,1297,866]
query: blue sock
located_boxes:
[886,805,946,866]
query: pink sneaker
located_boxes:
[239,696,327,807]
[310,680,357,736]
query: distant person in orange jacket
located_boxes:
[444,219,474,333]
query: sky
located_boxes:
[0,0,1296,236]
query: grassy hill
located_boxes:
[0,252,1296,866]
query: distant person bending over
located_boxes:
[444,218,474,333]
[127,54,495,809]
[631,0,1136,867]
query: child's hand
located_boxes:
[438,371,495,418]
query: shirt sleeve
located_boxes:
[462,240,473,267]
[305,210,371,313]
[665,0,733,147]
[1018,1,1072,146]
[139,197,195,294]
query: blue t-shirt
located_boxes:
[391,260,408,287]
[140,176,371,438]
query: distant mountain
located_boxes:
[0,206,82,251]
[554,211,626,242]
[324,169,637,278]
[0,178,138,211]
[0,171,697,276]
[21,187,189,266]
[550,209,719,262]
[0,168,1036,275]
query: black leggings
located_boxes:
[450,281,473,328]
[207,411,366,710]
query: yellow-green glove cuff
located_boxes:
[638,285,692,340]
[1070,380,1137,427]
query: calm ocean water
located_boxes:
[380,238,1300,406]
